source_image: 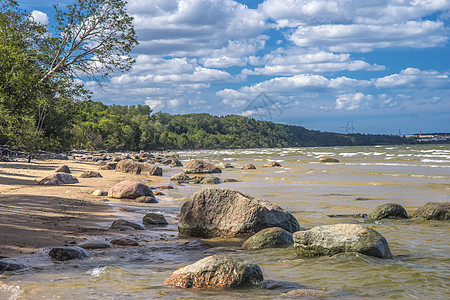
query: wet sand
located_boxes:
[0,158,168,258]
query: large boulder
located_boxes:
[369,203,408,220]
[183,160,222,174]
[412,202,450,221]
[178,188,301,238]
[38,172,79,185]
[49,246,90,261]
[108,180,154,199]
[0,259,29,272]
[115,159,162,176]
[242,227,294,250]
[293,223,392,259]
[162,255,263,288]
[55,165,71,173]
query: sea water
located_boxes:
[1,144,449,299]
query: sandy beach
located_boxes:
[0,158,168,258]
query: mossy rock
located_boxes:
[369,203,408,220]
[242,227,293,250]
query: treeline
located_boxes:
[1,100,412,152]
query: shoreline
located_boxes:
[0,158,169,258]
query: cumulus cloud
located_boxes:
[375,68,450,88]
[31,10,49,25]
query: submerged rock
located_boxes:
[412,202,450,221]
[49,246,90,261]
[78,239,112,249]
[108,180,154,199]
[135,196,158,203]
[0,259,29,272]
[199,177,221,184]
[319,157,340,163]
[263,162,281,167]
[369,203,408,220]
[242,164,256,170]
[178,188,301,238]
[143,213,168,225]
[223,178,240,183]
[55,165,71,173]
[92,189,108,196]
[80,171,102,178]
[242,227,294,250]
[183,160,222,174]
[283,289,330,297]
[162,255,263,288]
[110,238,139,246]
[327,213,368,218]
[180,239,213,250]
[293,223,392,259]
[217,162,234,169]
[38,172,79,185]
[110,219,145,230]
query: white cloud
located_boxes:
[375,68,450,88]
[31,10,48,25]
[335,93,373,110]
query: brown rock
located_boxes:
[80,171,102,178]
[283,289,329,297]
[183,160,222,174]
[108,180,155,199]
[110,238,139,246]
[143,213,168,225]
[242,164,256,170]
[263,162,281,167]
[55,165,71,173]
[98,162,117,170]
[38,173,79,185]
[115,159,162,176]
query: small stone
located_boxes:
[319,157,340,163]
[135,196,158,203]
[170,173,191,181]
[199,177,221,184]
[110,219,145,230]
[242,164,256,170]
[110,238,139,246]
[283,289,329,297]
[242,227,294,250]
[80,171,102,178]
[49,246,90,261]
[92,190,108,196]
[263,162,281,167]
[78,239,113,249]
[55,165,71,173]
[0,259,29,272]
[143,213,168,225]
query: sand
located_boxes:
[0,158,168,258]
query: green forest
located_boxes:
[0,0,413,154]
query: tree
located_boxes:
[24,0,138,161]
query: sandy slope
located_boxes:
[0,158,168,258]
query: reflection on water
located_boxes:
[1,144,449,299]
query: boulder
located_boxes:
[170,173,191,181]
[293,223,392,259]
[143,213,168,225]
[108,180,154,199]
[242,227,294,250]
[162,159,183,167]
[319,157,340,163]
[110,219,145,230]
[78,239,113,249]
[162,255,263,288]
[412,202,450,221]
[263,162,281,167]
[183,160,222,174]
[38,172,79,185]
[55,165,71,173]
[178,188,301,238]
[92,189,108,196]
[369,203,408,220]
[98,162,117,170]
[0,259,29,272]
[200,177,221,184]
[135,196,157,203]
[49,246,90,261]
[242,164,256,170]
[115,159,162,176]
[110,238,139,246]
[80,171,102,178]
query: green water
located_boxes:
[1,144,449,299]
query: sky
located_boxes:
[18,0,450,134]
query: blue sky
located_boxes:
[19,0,450,134]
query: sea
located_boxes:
[1,144,449,299]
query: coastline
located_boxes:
[0,158,169,258]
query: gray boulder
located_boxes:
[110,219,145,230]
[162,255,263,288]
[412,202,450,221]
[369,203,408,220]
[38,172,79,185]
[242,227,294,250]
[0,259,29,272]
[55,165,71,173]
[183,160,222,174]
[80,171,102,178]
[178,188,301,238]
[49,246,90,261]
[78,239,113,249]
[108,180,154,199]
[115,159,162,176]
[293,223,392,259]
[143,213,168,225]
